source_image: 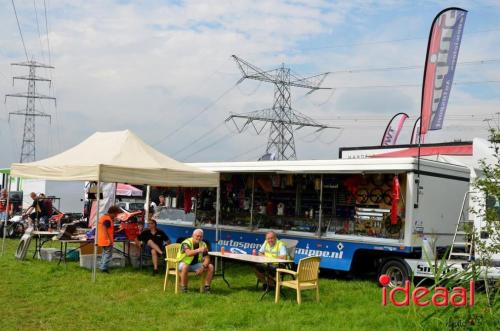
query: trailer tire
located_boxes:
[379,259,409,288]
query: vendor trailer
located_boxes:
[154,157,486,285]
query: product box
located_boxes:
[79,243,103,255]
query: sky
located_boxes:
[1,0,499,168]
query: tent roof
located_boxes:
[10,130,219,187]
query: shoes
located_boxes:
[152,269,159,276]
[204,285,211,294]
[100,269,109,274]
[181,286,188,293]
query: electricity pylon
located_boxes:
[5,60,56,163]
[227,55,339,160]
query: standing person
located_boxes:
[177,229,214,293]
[97,205,122,273]
[153,195,166,216]
[135,218,170,275]
[158,195,166,208]
[0,189,13,232]
[254,231,287,288]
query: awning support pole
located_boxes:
[145,185,151,221]
[92,181,100,282]
[1,175,12,256]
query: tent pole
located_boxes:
[92,181,100,282]
[215,184,220,272]
[145,185,151,222]
[318,174,323,238]
[250,174,255,229]
[1,175,12,256]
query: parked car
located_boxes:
[117,201,145,212]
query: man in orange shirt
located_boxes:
[97,205,122,273]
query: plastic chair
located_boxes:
[275,256,320,304]
[281,238,298,261]
[163,243,205,294]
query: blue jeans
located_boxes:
[0,212,6,235]
[100,245,113,271]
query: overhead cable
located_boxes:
[11,0,29,60]
[153,83,238,146]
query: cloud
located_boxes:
[0,0,498,167]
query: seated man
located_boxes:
[177,229,214,293]
[135,219,170,275]
[255,231,287,288]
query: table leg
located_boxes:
[33,236,40,259]
[58,242,63,265]
[32,236,36,259]
[260,265,271,300]
[220,257,230,288]
[63,242,68,266]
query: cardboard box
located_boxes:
[79,243,102,255]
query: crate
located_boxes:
[110,255,126,268]
[80,254,101,269]
[79,253,126,269]
[40,248,62,262]
[128,243,152,268]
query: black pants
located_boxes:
[255,263,287,285]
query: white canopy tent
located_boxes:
[2,130,219,281]
[10,130,218,187]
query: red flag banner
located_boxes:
[420,8,467,135]
[381,112,409,146]
[391,176,400,225]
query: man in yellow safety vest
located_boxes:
[255,231,287,288]
[177,229,214,293]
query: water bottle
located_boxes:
[252,248,257,256]
[221,246,225,255]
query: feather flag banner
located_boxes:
[420,8,467,135]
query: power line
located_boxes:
[181,132,235,161]
[225,141,268,161]
[172,121,226,157]
[216,57,500,80]
[292,26,500,53]
[43,0,52,65]
[11,0,29,60]
[326,58,500,75]
[33,0,46,63]
[316,114,497,122]
[153,82,238,146]
[327,79,500,90]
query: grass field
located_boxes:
[0,239,498,331]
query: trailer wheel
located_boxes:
[379,260,409,288]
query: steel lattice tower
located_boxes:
[5,60,55,163]
[227,55,339,160]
